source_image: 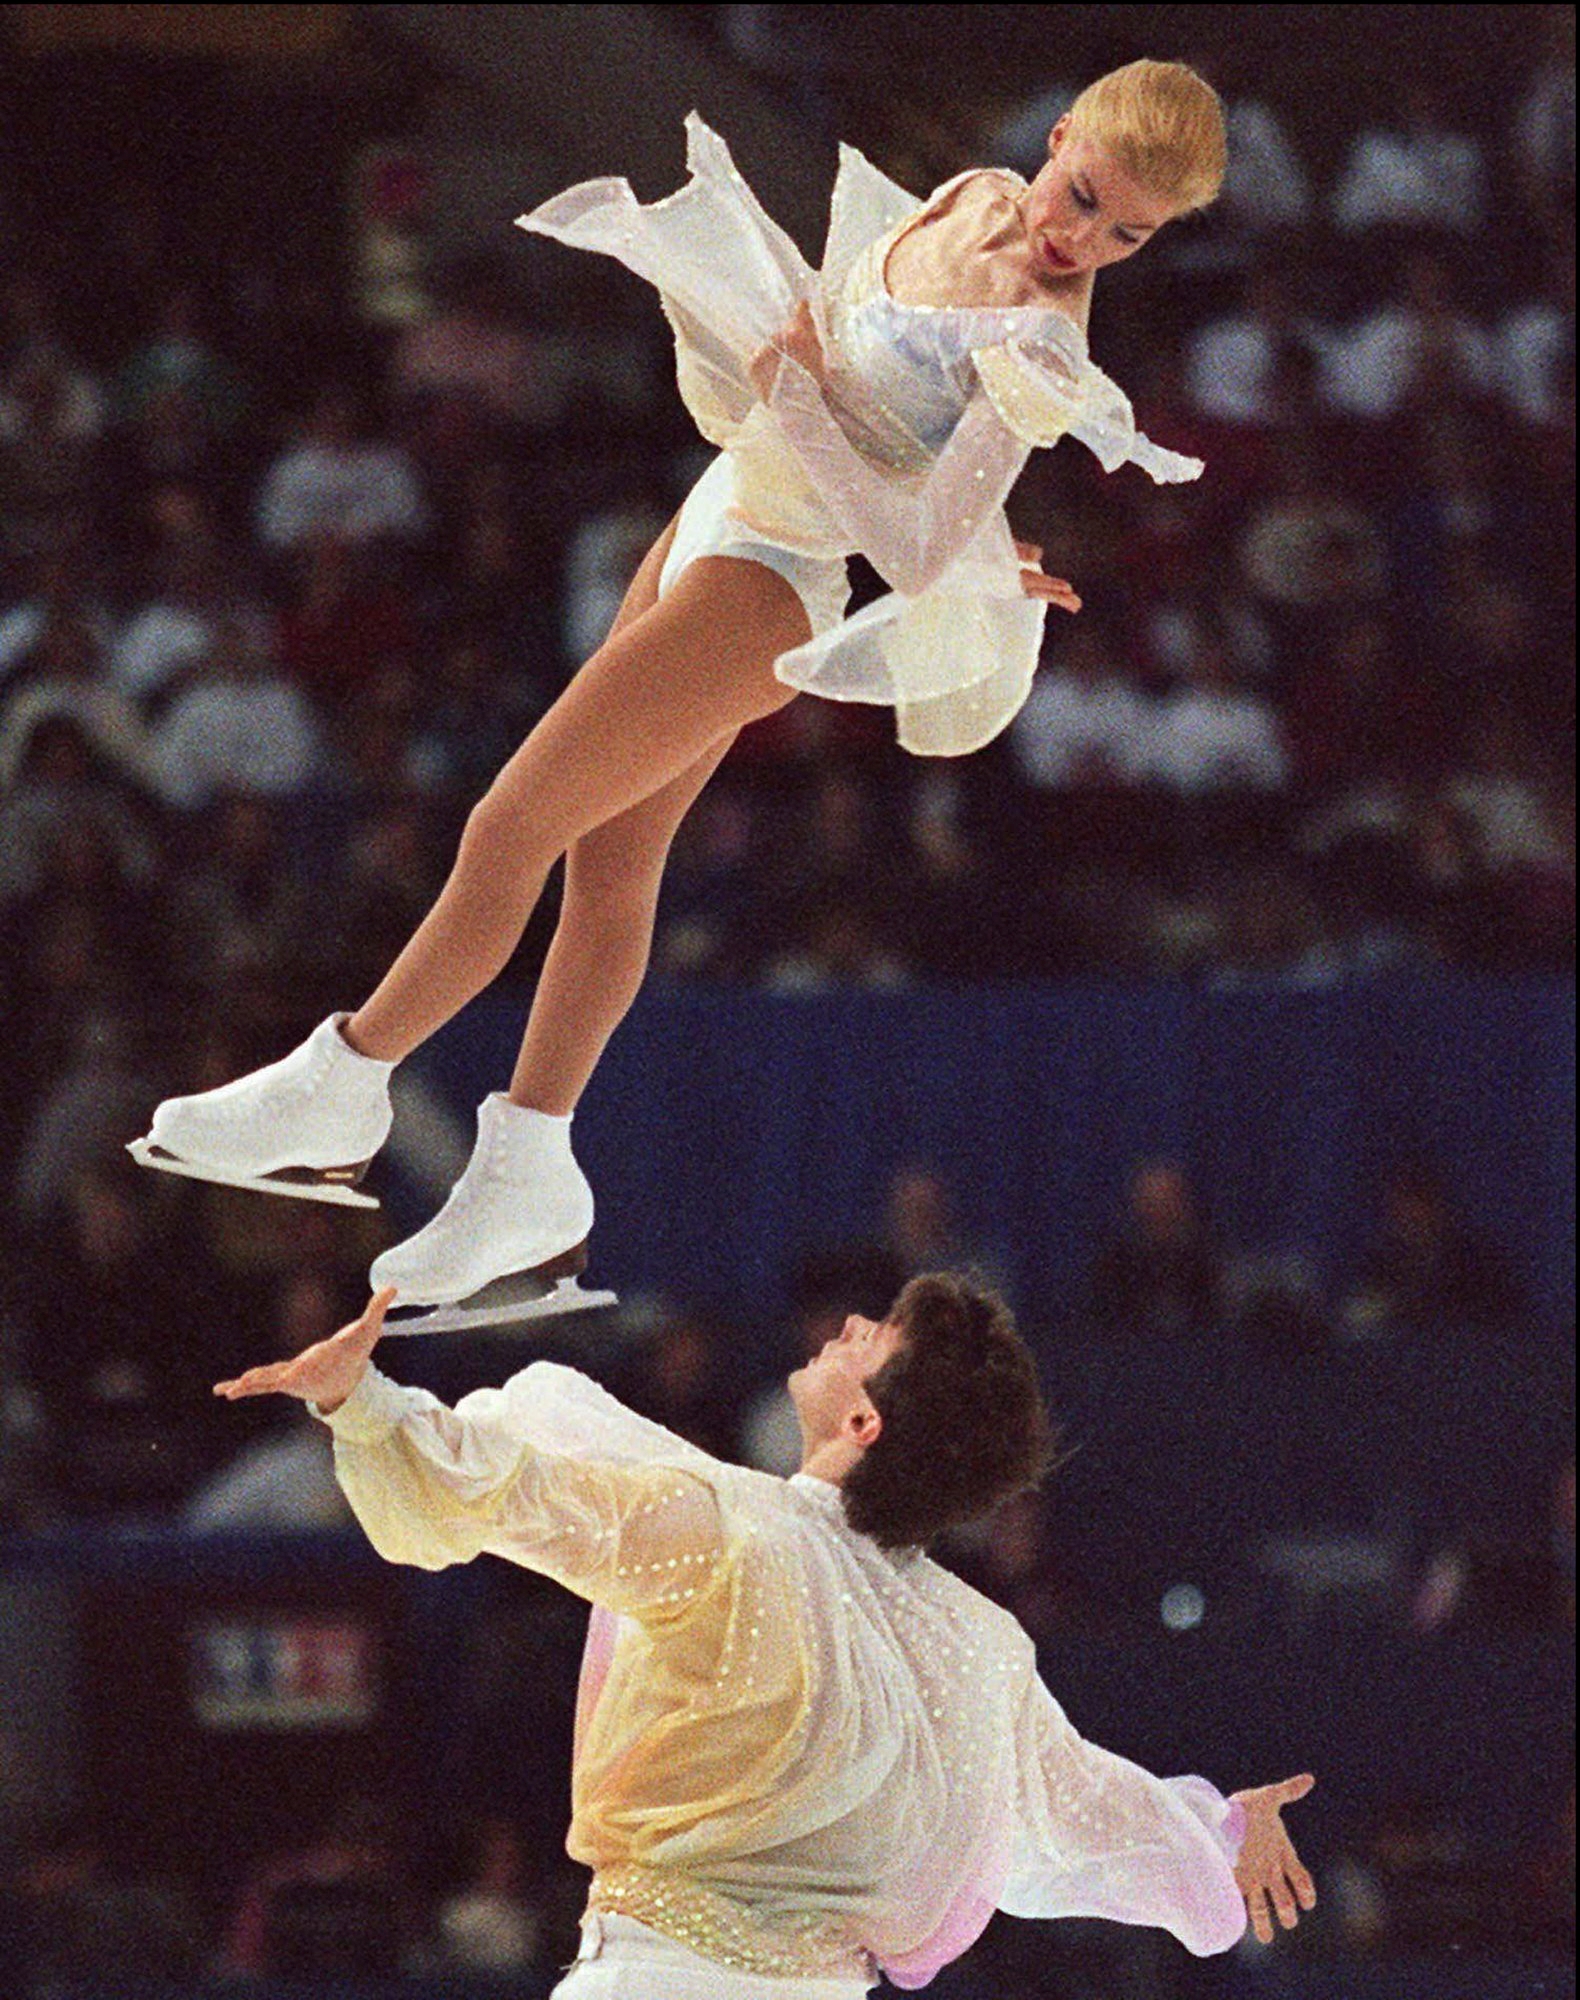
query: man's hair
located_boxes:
[1068,60,1227,217]
[840,1272,1059,1553]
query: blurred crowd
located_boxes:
[0,14,1574,1992]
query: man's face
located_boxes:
[788,1313,907,1449]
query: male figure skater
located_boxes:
[216,1274,1315,1996]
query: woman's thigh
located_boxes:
[478,553,808,860]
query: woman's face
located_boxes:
[1020,115,1177,277]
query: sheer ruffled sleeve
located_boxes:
[318,1363,727,1627]
[973,330,1206,483]
[1001,1673,1248,1956]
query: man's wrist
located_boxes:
[310,1364,408,1443]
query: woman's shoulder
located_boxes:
[926,164,1028,219]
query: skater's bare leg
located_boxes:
[512,517,738,1112]
[509,735,737,1113]
[344,551,808,1064]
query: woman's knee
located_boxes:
[457,786,549,880]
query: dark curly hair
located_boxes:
[840,1272,1060,1552]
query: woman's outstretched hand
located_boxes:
[1229,1773,1318,1944]
[1014,540,1081,614]
[214,1287,397,1417]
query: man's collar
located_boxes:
[788,1470,846,1513]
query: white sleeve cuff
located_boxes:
[310,1365,412,1443]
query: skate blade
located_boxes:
[126,1137,381,1210]
[383,1273,619,1337]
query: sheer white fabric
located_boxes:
[517,116,1203,756]
[320,1361,1247,1989]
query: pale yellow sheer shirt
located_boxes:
[318,1362,1246,1986]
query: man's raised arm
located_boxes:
[215,1291,726,1622]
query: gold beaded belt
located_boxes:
[590,1863,873,1983]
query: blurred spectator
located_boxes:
[113,286,246,439]
[0,316,105,558]
[437,460,561,682]
[651,779,761,980]
[1148,641,1289,796]
[1010,621,1154,789]
[255,385,427,554]
[18,1835,205,1985]
[1444,700,1572,877]
[1324,1796,1500,1956]
[1215,81,1314,240]
[0,1295,51,1529]
[392,256,560,439]
[1220,1246,1333,1358]
[761,894,914,992]
[105,290,245,510]
[1507,1781,1576,1956]
[319,789,450,1002]
[432,1816,541,1975]
[276,531,420,712]
[880,1162,1011,1301]
[12,1004,158,1224]
[1282,612,1442,798]
[0,606,166,797]
[1341,1162,1524,1340]
[1385,411,1528,623]
[107,537,245,707]
[1234,433,1387,630]
[223,1792,414,1980]
[562,492,669,664]
[984,80,1081,180]
[1312,250,1497,421]
[0,712,160,907]
[1183,268,1325,427]
[185,1269,357,1531]
[1209,865,1343,990]
[1085,1160,1224,1339]
[1512,4,1576,227]
[945,1487,1093,1647]
[1496,240,1575,428]
[17,1165,203,1514]
[171,793,318,1003]
[0,543,116,684]
[151,615,324,809]
[1329,83,1488,235]
[409,628,536,802]
[623,1303,743,1461]
[759,766,915,989]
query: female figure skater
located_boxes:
[137,62,1226,1331]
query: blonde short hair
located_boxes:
[1067,60,1227,216]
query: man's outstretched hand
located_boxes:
[1229,1772,1318,1944]
[214,1287,397,1417]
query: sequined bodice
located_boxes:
[826,189,1077,468]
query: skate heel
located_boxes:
[383,1253,616,1338]
[127,1138,382,1209]
[539,1240,591,1282]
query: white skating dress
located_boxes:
[518,116,1203,757]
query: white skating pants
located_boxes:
[550,1911,877,1998]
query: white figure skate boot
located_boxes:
[128,1014,394,1208]
[373,1094,616,1335]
